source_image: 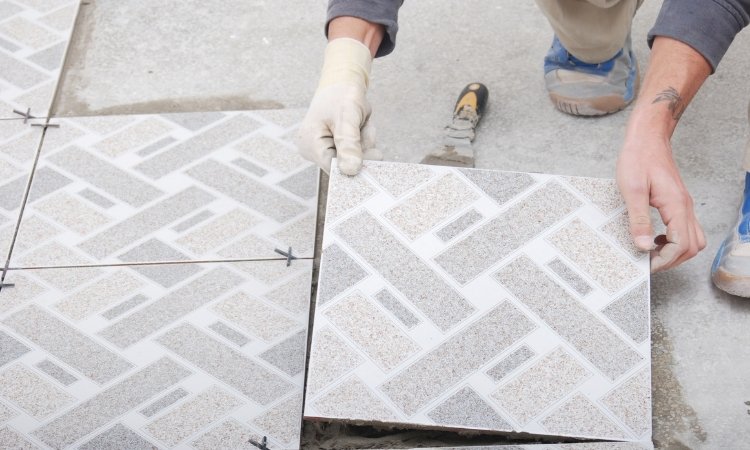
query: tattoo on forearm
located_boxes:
[652,87,686,120]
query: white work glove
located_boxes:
[297,38,382,175]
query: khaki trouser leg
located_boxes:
[534,0,643,63]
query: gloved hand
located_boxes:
[296,38,382,175]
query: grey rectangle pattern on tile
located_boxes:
[136,115,259,179]
[427,386,512,431]
[101,294,150,320]
[316,243,370,306]
[494,256,643,380]
[435,181,582,285]
[186,159,306,223]
[259,330,307,376]
[3,305,133,384]
[435,208,483,242]
[380,302,535,416]
[547,257,593,297]
[0,330,29,367]
[33,357,192,448]
[374,289,421,328]
[486,345,535,383]
[78,186,215,258]
[209,321,250,347]
[99,267,244,348]
[335,210,474,331]
[48,146,162,207]
[140,388,189,417]
[35,359,78,386]
[157,324,295,405]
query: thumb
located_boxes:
[620,181,655,251]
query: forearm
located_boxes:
[626,37,712,142]
[328,17,385,58]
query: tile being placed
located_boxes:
[8,109,319,269]
[0,258,312,449]
[0,0,79,118]
[305,160,650,443]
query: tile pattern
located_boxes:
[0,260,312,449]
[306,161,651,443]
[8,110,318,268]
[0,0,79,117]
[0,119,45,269]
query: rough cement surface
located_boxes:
[54,1,750,448]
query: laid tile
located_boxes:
[79,424,157,450]
[0,0,78,117]
[35,359,77,386]
[0,120,45,265]
[0,259,313,448]
[0,364,74,418]
[9,111,319,268]
[306,161,650,442]
[140,388,189,418]
[0,426,36,450]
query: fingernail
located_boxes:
[635,236,655,251]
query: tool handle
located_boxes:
[453,82,489,119]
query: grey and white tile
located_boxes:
[0,119,45,268]
[305,161,650,442]
[8,110,318,268]
[0,258,312,449]
[0,0,79,118]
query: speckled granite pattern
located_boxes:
[305,160,651,443]
[7,110,318,268]
[0,260,312,449]
[0,0,79,117]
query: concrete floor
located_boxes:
[52,0,750,448]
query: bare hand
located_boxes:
[617,135,706,272]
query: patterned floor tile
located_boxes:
[0,258,311,449]
[305,161,651,442]
[7,110,318,268]
[0,0,79,118]
[0,118,45,270]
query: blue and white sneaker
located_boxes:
[712,172,750,297]
[544,35,639,116]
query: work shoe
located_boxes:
[712,172,750,297]
[544,35,639,116]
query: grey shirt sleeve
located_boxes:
[326,0,404,57]
[648,0,750,72]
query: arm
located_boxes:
[618,0,749,272]
[617,37,711,272]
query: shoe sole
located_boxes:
[712,267,750,298]
[549,64,641,117]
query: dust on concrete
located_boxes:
[651,313,707,449]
